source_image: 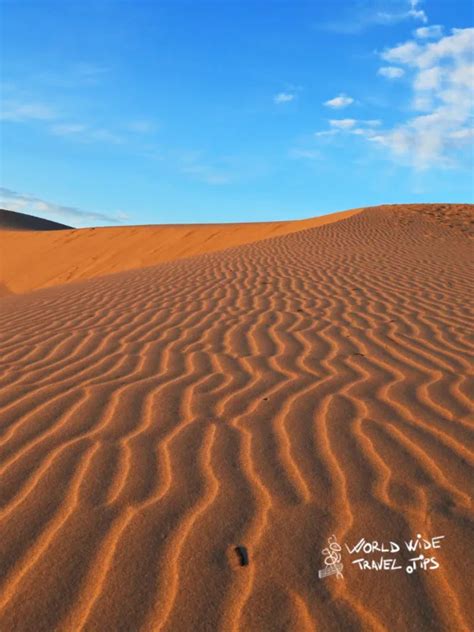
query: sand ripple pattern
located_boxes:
[0,206,473,631]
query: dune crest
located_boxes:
[0,204,473,631]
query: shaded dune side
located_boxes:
[0,208,360,294]
[0,209,72,231]
[0,206,473,631]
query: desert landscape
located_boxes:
[0,203,472,631]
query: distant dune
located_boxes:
[0,207,359,294]
[0,208,72,232]
[0,203,472,631]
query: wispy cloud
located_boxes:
[50,123,123,144]
[378,66,405,78]
[51,118,159,144]
[329,118,357,129]
[50,123,87,135]
[0,86,126,145]
[370,27,474,169]
[321,0,427,35]
[126,119,159,134]
[274,92,295,104]
[0,187,127,227]
[315,119,381,138]
[289,148,322,160]
[2,76,157,146]
[181,164,231,185]
[74,63,109,78]
[37,63,110,87]
[314,129,338,138]
[0,101,57,122]
[324,94,354,109]
[406,0,427,23]
[177,152,232,185]
[314,118,382,138]
[3,104,157,147]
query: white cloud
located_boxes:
[414,66,442,91]
[365,119,382,127]
[382,40,422,65]
[415,24,443,39]
[378,66,405,79]
[372,27,474,169]
[382,27,473,68]
[274,92,295,104]
[351,127,378,137]
[449,128,474,141]
[324,94,354,109]
[0,101,56,121]
[315,119,382,137]
[0,187,126,227]
[329,118,356,129]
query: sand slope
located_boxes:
[0,208,358,294]
[0,204,473,631]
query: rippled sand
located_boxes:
[0,204,472,631]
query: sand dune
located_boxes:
[0,208,72,232]
[0,204,473,631]
[0,208,358,294]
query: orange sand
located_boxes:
[0,208,359,295]
[0,204,473,631]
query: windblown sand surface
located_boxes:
[0,204,473,631]
[0,208,358,295]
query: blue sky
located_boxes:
[1,0,473,227]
